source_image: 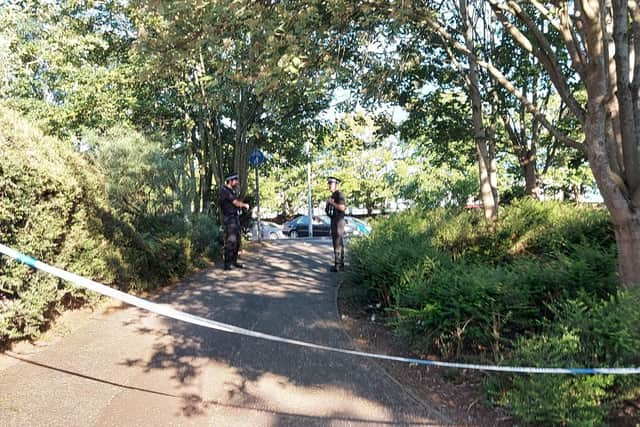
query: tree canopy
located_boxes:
[6,0,638,284]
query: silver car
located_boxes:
[249,221,285,240]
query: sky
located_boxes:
[322,87,409,125]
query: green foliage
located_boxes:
[497,198,614,257]
[430,198,614,265]
[390,246,617,359]
[489,289,640,426]
[82,126,184,218]
[346,200,633,424]
[0,106,220,346]
[1,1,135,137]
[346,209,452,305]
[499,334,615,427]
[400,90,476,171]
[348,202,616,355]
[188,214,222,260]
[399,162,479,210]
[0,105,119,343]
[317,112,394,214]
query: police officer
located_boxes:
[219,173,250,270]
[325,176,346,272]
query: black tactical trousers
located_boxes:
[331,218,345,269]
[224,218,241,267]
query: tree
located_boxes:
[397,0,640,286]
[1,0,135,137]
[317,112,393,214]
[130,0,349,214]
[472,1,639,288]
[342,1,503,224]
[82,125,183,218]
[491,10,578,200]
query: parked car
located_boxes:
[345,216,371,236]
[282,215,331,238]
[249,220,285,240]
[282,215,367,238]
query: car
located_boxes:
[249,220,285,240]
[282,215,331,238]
[345,216,371,236]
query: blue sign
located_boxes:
[249,148,266,167]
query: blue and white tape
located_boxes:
[1,242,639,375]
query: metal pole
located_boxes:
[306,139,313,238]
[255,166,261,242]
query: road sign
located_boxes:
[249,148,266,167]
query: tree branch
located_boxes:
[479,56,585,152]
[612,0,640,193]
[530,0,561,32]
[631,1,640,89]
[424,14,585,153]
[489,0,586,125]
[560,3,589,79]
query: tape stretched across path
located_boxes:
[1,242,639,375]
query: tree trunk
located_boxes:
[614,217,640,288]
[460,0,498,226]
[577,0,640,288]
[522,150,540,199]
[583,89,640,287]
[477,139,498,224]
[487,118,499,208]
[202,164,213,215]
[501,111,541,199]
[232,87,261,200]
[587,128,640,288]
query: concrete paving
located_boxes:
[0,240,450,426]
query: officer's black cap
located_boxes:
[225,173,239,182]
[327,176,340,184]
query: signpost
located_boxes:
[249,148,266,241]
[306,139,313,238]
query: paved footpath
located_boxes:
[0,240,450,426]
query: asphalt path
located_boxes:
[0,240,450,426]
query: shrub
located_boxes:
[188,214,222,259]
[347,206,618,358]
[0,105,124,345]
[499,198,614,258]
[428,199,614,265]
[489,289,640,426]
[345,201,632,424]
[0,106,221,346]
[346,210,451,306]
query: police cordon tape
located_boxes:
[1,242,639,375]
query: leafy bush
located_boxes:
[347,209,452,305]
[489,289,640,426]
[81,126,184,218]
[345,201,635,424]
[498,198,614,257]
[188,214,222,259]
[389,243,617,359]
[0,106,220,346]
[429,198,614,265]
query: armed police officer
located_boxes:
[325,176,346,272]
[219,173,250,270]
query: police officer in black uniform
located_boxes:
[219,173,250,270]
[325,176,346,272]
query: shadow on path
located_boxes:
[114,240,449,425]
